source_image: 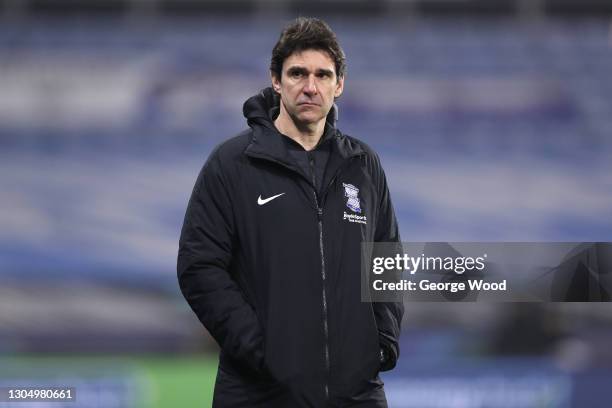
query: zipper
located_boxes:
[309,153,330,403]
[318,206,330,402]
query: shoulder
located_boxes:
[338,131,385,174]
[194,129,253,191]
[207,129,253,166]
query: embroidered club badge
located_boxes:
[343,183,362,213]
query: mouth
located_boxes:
[298,102,319,107]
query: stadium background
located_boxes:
[1,0,612,406]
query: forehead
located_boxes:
[283,49,336,72]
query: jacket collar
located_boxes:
[243,87,364,166]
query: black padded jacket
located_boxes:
[177,88,403,407]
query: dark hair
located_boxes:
[270,17,346,81]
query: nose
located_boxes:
[303,74,318,95]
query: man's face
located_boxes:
[272,49,344,127]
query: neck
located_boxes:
[274,106,326,151]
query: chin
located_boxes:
[298,116,325,126]
[296,110,326,123]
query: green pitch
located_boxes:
[140,354,218,407]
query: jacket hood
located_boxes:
[242,87,364,175]
[243,87,338,130]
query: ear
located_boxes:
[334,75,345,98]
[271,72,281,94]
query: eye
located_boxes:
[289,70,304,79]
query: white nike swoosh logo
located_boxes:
[257,193,285,206]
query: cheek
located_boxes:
[284,87,301,102]
[323,90,337,106]
[281,91,296,107]
[325,84,339,98]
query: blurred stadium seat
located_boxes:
[1,2,612,407]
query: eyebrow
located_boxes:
[287,66,335,76]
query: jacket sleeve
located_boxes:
[177,152,265,374]
[372,154,404,371]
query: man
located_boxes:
[178,17,403,407]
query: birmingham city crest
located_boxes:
[343,183,362,213]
